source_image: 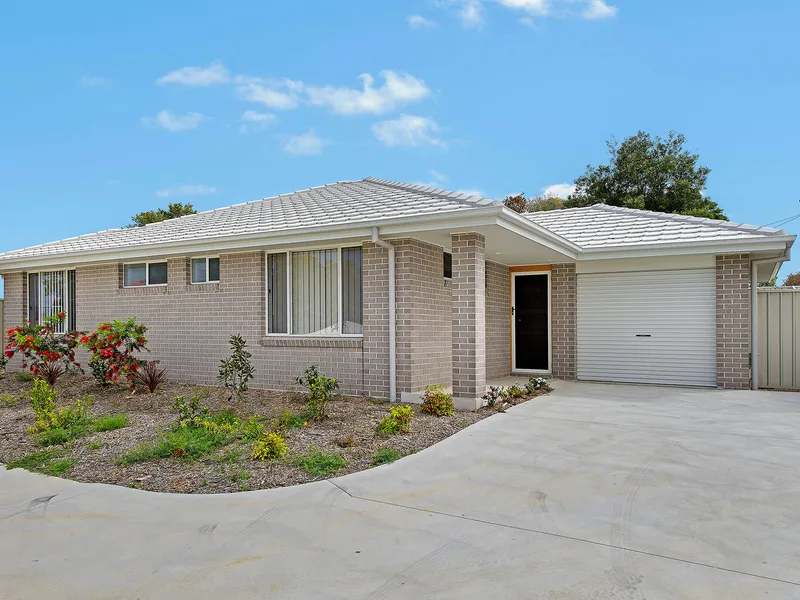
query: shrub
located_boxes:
[82,317,148,388]
[117,426,230,465]
[134,361,167,393]
[4,313,83,384]
[482,386,504,407]
[270,410,305,433]
[28,380,93,435]
[421,384,455,416]
[505,384,525,399]
[251,432,288,460]
[6,449,77,476]
[294,447,345,476]
[377,405,413,435]
[218,334,255,401]
[373,448,402,465]
[525,376,550,394]
[295,365,339,421]
[93,413,129,432]
[241,415,266,441]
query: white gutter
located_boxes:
[750,250,791,390]
[371,227,396,403]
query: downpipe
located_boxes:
[371,227,396,402]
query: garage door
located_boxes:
[577,269,716,387]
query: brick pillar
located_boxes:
[2,273,26,370]
[451,233,485,410]
[551,263,577,380]
[716,253,750,389]
[362,242,390,398]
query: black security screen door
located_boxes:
[514,274,549,371]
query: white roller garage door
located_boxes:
[577,269,717,387]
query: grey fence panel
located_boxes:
[757,288,800,389]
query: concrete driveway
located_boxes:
[1,381,799,599]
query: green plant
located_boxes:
[218,334,255,401]
[82,317,149,388]
[6,449,78,476]
[372,448,402,465]
[117,426,231,465]
[251,432,288,460]
[421,384,455,416]
[506,384,525,399]
[1,392,20,406]
[35,424,90,447]
[87,440,104,450]
[173,395,210,426]
[482,386,504,407]
[270,410,305,433]
[377,405,413,435]
[241,415,266,440]
[293,447,345,476]
[4,313,84,384]
[28,380,93,435]
[93,413,130,432]
[295,365,339,421]
[524,376,550,394]
[16,372,35,383]
[134,361,167,393]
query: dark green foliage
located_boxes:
[218,335,255,401]
[130,202,197,227]
[503,194,564,213]
[93,413,129,432]
[295,365,339,421]
[565,131,726,220]
[372,448,402,465]
[116,426,230,465]
[293,447,346,476]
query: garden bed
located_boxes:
[0,373,550,494]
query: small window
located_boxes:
[124,262,168,287]
[443,252,453,279]
[191,257,220,284]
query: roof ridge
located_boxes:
[362,177,499,207]
[591,204,785,236]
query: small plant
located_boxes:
[28,380,94,436]
[482,386,504,407]
[295,365,339,421]
[251,432,288,460]
[525,376,550,394]
[16,372,35,383]
[6,449,77,476]
[93,413,130,432]
[4,313,84,384]
[82,317,149,389]
[335,433,356,448]
[0,351,6,378]
[116,426,230,465]
[134,361,167,393]
[421,384,455,416]
[372,448,402,465]
[377,405,413,435]
[173,395,209,426]
[87,440,104,450]
[294,447,346,476]
[241,415,266,441]
[270,410,305,433]
[1,392,20,406]
[218,334,255,401]
[506,384,525,399]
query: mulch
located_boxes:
[0,372,549,494]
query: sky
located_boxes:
[1,0,799,295]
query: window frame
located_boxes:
[265,245,363,338]
[122,261,169,288]
[27,269,76,333]
[190,256,220,285]
[443,251,453,280]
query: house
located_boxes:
[0,178,793,408]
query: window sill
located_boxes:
[260,336,363,348]
[118,285,169,295]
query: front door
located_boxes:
[513,273,550,372]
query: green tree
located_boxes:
[503,193,564,214]
[565,131,727,220]
[783,272,800,287]
[130,202,197,227]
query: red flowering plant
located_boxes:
[82,317,149,389]
[3,313,84,385]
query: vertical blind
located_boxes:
[267,248,362,336]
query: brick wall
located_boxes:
[551,263,577,379]
[1,273,26,369]
[362,242,390,398]
[485,260,510,380]
[716,253,750,389]
[67,252,366,394]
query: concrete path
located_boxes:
[1,381,799,599]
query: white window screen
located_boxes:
[29,271,69,333]
[292,250,339,335]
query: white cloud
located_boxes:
[492,0,549,15]
[458,0,485,27]
[542,183,576,198]
[239,110,277,132]
[283,130,325,156]
[156,185,217,198]
[408,14,436,27]
[157,61,230,86]
[234,77,300,110]
[582,0,617,19]
[141,110,206,132]
[80,75,109,87]
[372,115,446,148]
[428,169,448,182]
[304,71,430,115]
[519,16,537,27]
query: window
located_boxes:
[443,251,453,279]
[191,257,220,284]
[28,270,76,333]
[267,247,363,336]
[123,262,168,287]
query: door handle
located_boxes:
[635,334,651,338]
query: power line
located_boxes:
[763,213,800,228]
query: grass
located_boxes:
[372,448,402,465]
[93,413,129,432]
[6,449,78,476]
[116,426,232,466]
[16,372,35,383]
[35,424,91,447]
[1,392,20,406]
[87,440,104,450]
[293,447,346,476]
